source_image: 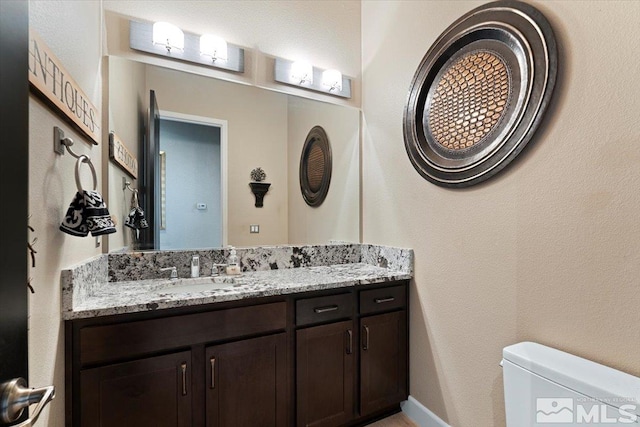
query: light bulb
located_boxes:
[291,61,313,85]
[200,34,228,61]
[152,22,184,52]
[322,69,342,91]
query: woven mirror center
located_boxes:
[428,51,510,151]
[306,143,325,192]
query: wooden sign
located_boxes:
[109,132,138,179]
[28,30,100,145]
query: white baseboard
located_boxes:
[401,396,451,427]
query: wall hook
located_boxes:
[54,126,85,160]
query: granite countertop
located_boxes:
[65,263,411,320]
[62,244,414,320]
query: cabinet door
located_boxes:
[206,333,287,427]
[80,351,192,427]
[360,310,407,416]
[297,320,355,427]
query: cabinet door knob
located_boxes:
[362,325,370,351]
[210,357,216,389]
[181,363,187,396]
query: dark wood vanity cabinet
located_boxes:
[80,350,193,427]
[358,285,408,417]
[360,311,407,417]
[206,333,288,427]
[295,283,408,427]
[67,281,408,427]
[68,301,288,427]
[296,320,355,427]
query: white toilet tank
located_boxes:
[502,342,640,426]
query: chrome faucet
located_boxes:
[211,263,227,276]
[160,266,178,279]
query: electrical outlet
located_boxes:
[250,224,260,233]
[197,203,207,210]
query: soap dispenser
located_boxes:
[191,255,200,278]
[226,247,241,275]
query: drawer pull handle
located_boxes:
[181,363,187,396]
[314,305,339,314]
[210,357,216,389]
[363,325,370,351]
[375,297,395,304]
[346,329,353,355]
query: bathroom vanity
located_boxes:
[63,244,412,427]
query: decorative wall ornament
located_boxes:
[300,126,332,207]
[250,167,266,182]
[109,132,138,179]
[403,0,558,188]
[249,167,270,207]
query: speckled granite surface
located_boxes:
[107,244,362,281]
[62,244,413,320]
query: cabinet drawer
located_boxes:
[79,302,286,366]
[359,285,406,315]
[296,293,352,326]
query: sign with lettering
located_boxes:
[28,30,100,145]
[109,132,138,179]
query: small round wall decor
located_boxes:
[403,0,558,187]
[300,126,332,207]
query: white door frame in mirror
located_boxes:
[158,109,228,247]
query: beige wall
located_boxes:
[287,97,360,244]
[107,56,146,251]
[28,0,103,425]
[361,1,640,426]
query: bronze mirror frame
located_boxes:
[403,0,558,188]
[299,126,332,207]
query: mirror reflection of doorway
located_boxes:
[158,112,226,250]
[142,90,228,250]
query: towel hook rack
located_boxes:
[53,126,88,161]
[75,155,97,192]
[54,127,97,192]
[123,179,138,194]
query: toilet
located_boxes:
[502,342,640,426]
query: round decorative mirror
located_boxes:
[300,126,332,206]
[403,0,557,188]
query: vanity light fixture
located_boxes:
[322,69,343,92]
[291,61,313,85]
[200,34,228,62]
[274,57,351,99]
[130,20,244,73]
[152,22,184,53]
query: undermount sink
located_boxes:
[160,276,241,294]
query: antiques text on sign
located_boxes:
[28,30,100,145]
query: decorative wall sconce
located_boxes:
[249,168,270,208]
[274,57,351,99]
[130,20,244,73]
[152,22,184,53]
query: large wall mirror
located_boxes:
[106,56,360,252]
